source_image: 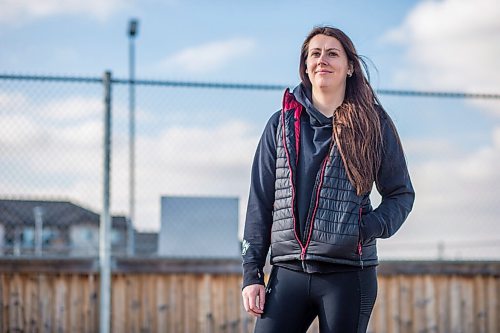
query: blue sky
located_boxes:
[1,0,499,259]
[1,1,417,83]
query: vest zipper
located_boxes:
[300,248,307,271]
[300,143,332,263]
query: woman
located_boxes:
[241,26,415,333]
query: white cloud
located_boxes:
[383,0,500,116]
[0,114,43,148]
[158,38,256,74]
[381,126,500,259]
[0,0,131,24]
[111,120,257,231]
[0,92,104,136]
[0,91,111,213]
[404,138,460,160]
[39,96,102,122]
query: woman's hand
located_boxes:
[242,284,265,317]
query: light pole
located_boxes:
[128,19,138,256]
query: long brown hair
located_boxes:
[299,26,383,196]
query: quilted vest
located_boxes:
[270,89,378,268]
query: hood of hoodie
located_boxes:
[292,84,333,128]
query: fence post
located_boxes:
[33,206,43,256]
[100,71,112,333]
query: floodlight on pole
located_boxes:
[129,19,138,37]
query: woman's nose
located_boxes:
[317,52,327,65]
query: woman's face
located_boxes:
[305,34,352,93]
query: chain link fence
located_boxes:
[1,73,499,260]
[0,76,108,256]
[0,74,285,259]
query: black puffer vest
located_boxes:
[270,89,378,268]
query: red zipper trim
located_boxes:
[294,106,302,166]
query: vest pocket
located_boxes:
[357,205,363,255]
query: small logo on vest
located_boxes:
[241,239,250,256]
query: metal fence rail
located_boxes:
[3,73,500,97]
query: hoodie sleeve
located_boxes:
[360,110,415,243]
[242,111,280,289]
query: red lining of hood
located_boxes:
[282,89,303,162]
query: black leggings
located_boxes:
[254,265,377,333]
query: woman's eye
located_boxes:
[329,52,338,57]
[310,52,320,57]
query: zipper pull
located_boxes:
[301,248,307,271]
[300,248,306,261]
[357,241,363,256]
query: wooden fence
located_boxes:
[0,258,499,333]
